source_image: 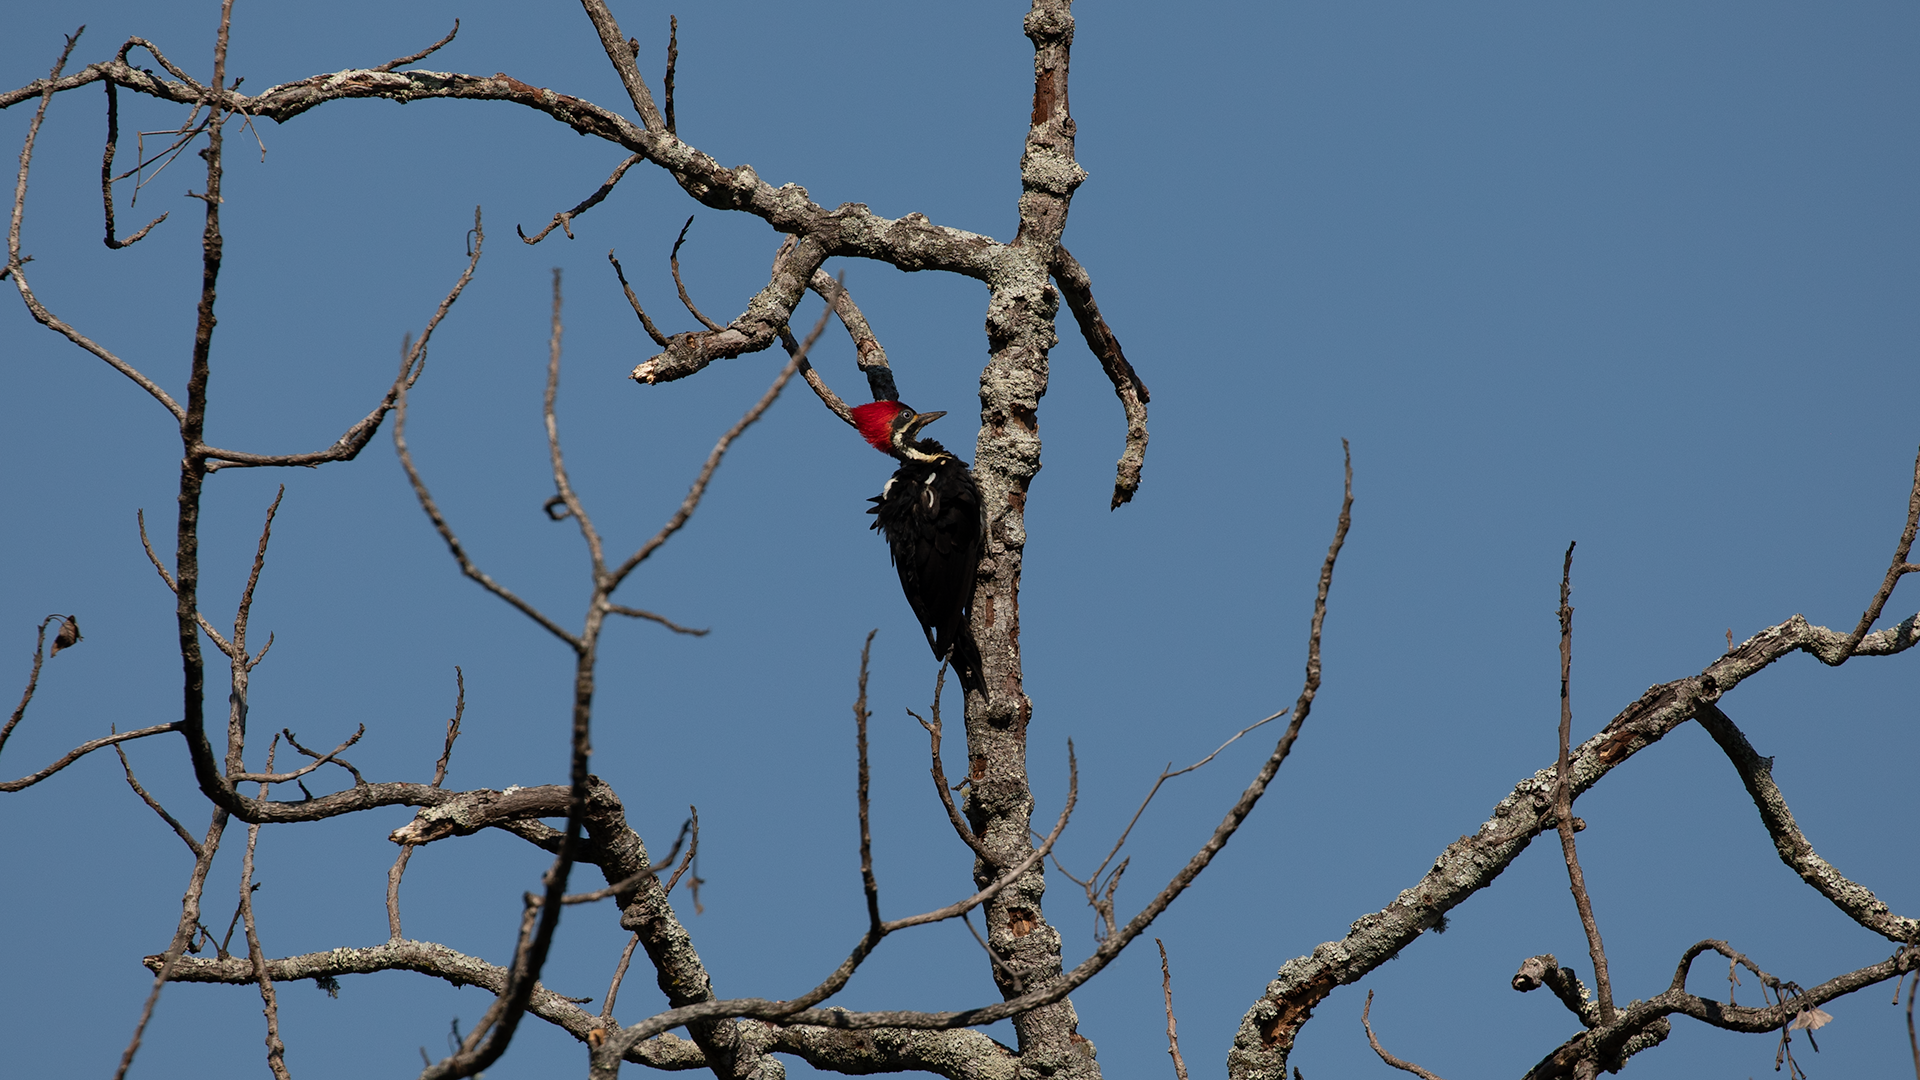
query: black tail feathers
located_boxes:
[942,626,989,700]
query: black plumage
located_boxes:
[853,401,987,697]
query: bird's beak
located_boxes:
[909,410,946,434]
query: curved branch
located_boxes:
[1524,944,1919,1079]
[389,219,582,652]
[810,269,897,402]
[1362,991,1448,1080]
[8,37,186,422]
[203,210,481,472]
[1695,703,1918,943]
[1051,246,1147,508]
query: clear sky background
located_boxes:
[3,2,1916,1078]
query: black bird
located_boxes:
[852,400,987,698]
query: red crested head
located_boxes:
[852,400,910,453]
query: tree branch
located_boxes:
[1228,608,1920,1077]
[1694,702,1919,942]
[1361,991,1447,1080]
[1554,541,1614,1024]
[1831,443,1920,663]
[1051,246,1147,508]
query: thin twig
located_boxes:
[607,250,669,347]
[8,29,186,421]
[1362,990,1447,1080]
[543,269,605,573]
[115,740,202,856]
[3,614,62,757]
[606,302,827,591]
[231,725,364,785]
[235,487,284,670]
[879,747,1074,933]
[1834,444,1920,662]
[963,911,1023,993]
[669,216,724,331]
[664,808,700,896]
[518,154,641,244]
[375,20,460,72]
[136,509,177,591]
[203,206,484,472]
[241,737,292,1079]
[392,223,583,652]
[809,269,897,402]
[663,16,677,136]
[2,721,178,792]
[1157,940,1191,1080]
[1906,966,1917,1080]
[101,79,167,248]
[1062,705,1287,933]
[389,670,464,940]
[602,933,641,1022]
[604,604,709,635]
[783,320,855,427]
[909,665,1000,869]
[114,804,231,1080]
[1555,540,1615,1025]
[561,815,693,905]
[853,631,881,931]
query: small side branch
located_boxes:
[115,741,203,857]
[809,269,897,402]
[607,301,828,591]
[375,21,460,73]
[4,614,69,757]
[577,0,667,134]
[1832,443,1920,663]
[1362,991,1447,1080]
[2,721,177,792]
[1693,702,1919,942]
[607,249,670,347]
[669,216,724,330]
[100,80,167,248]
[519,154,642,245]
[203,206,484,472]
[393,261,582,651]
[663,16,677,136]
[909,667,1000,869]
[239,740,292,1079]
[853,631,881,932]
[115,801,232,1080]
[389,670,465,940]
[605,605,708,636]
[1554,541,1614,1024]
[1158,940,1192,1080]
[8,32,185,421]
[1051,246,1148,508]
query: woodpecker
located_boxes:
[852,400,987,698]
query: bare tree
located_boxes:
[4,4,1916,1080]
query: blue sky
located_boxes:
[3,2,1916,1077]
